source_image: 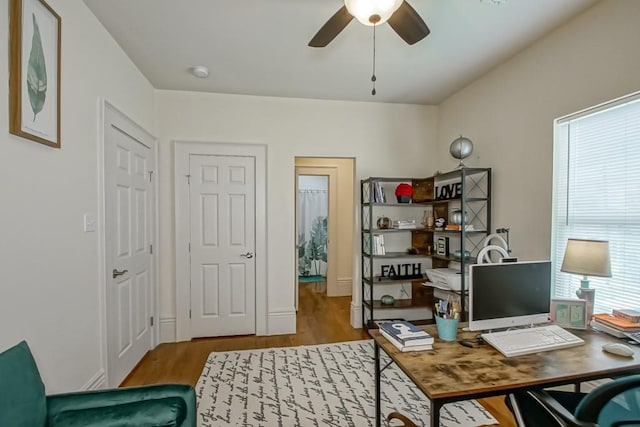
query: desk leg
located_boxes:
[375,342,381,427]
[431,400,441,427]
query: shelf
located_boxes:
[363,228,429,233]
[362,177,420,183]
[433,229,488,234]
[431,254,478,263]
[363,276,427,285]
[362,202,432,207]
[363,252,431,259]
[435,167,489,180]
[361,169,491,326]
[363,198,488,205]
[363,298,432,310]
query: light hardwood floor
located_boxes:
[122,282,516,426]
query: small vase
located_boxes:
[377,216,391,229]
[424,210,435,228]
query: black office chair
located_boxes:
[508,374,640,427]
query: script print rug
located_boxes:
[196,340,496,427]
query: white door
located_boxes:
[104,104,155,386]
[188,154,256,337]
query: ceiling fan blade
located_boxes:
[387,1,430,45]
[308,5,354,48]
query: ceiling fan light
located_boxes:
[344,0,403,26]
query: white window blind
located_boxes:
[552,93,640,314]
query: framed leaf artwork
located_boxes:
[9,0,61,148]
[550,298,588,330]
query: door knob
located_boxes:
[240,252,254,259]
[112,269,128,278]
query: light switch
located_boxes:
[84,213,96,232]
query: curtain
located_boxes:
[298,189,328,277]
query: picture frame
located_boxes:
[9,0,61,148]
[550,298,588,330]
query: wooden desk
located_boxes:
[371,325,640,426]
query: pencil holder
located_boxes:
[435,316,459,341]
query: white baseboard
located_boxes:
[267,311,296,335]
[159,317,176,343]
[351,302,362,329]
[159,313,293,341]
[84,370,107,390]
[327,277,352,297]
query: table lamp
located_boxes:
[560,238,611,321]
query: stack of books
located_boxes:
[612,308,640,323]
[378,320,434,352]
[444,224,476,231]
[590,313,640,338]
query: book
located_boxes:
[592,313,640,331]
[378,321,434,346]
[379,329,433,352]
[373,182,386,203]
[373,234,385,255]
[590,319,627,338]
[612,309,640,324]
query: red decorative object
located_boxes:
[395,183,413,203]
[395,183,413,196]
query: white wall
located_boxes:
[437,0,640,261]
[0,0,154,392]
[155,91,438,337]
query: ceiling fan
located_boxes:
[309,0,430,48]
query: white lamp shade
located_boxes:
[344,0,403,26]
[561,238,611,277]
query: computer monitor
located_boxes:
[468,260,552,331]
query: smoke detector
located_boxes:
[191,65,209,78]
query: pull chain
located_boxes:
[371,24,377,96]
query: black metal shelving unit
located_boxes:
[360,177,433,328]
[360,168,491,327]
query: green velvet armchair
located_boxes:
[0,341,196,427]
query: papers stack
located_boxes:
[393,220,420,229]
[378,321,434,352]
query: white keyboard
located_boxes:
[481,324,585,357]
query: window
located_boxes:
[552,93,640,314]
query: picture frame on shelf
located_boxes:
[550,298,588,330]
[9,0,61,148]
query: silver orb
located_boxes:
[449,136,474,168]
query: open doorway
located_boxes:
[297,175,329,293]
[294,157,355,314]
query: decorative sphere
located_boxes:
[450,209,467,225]
[449,136,474,160]
[380,295,395,305]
